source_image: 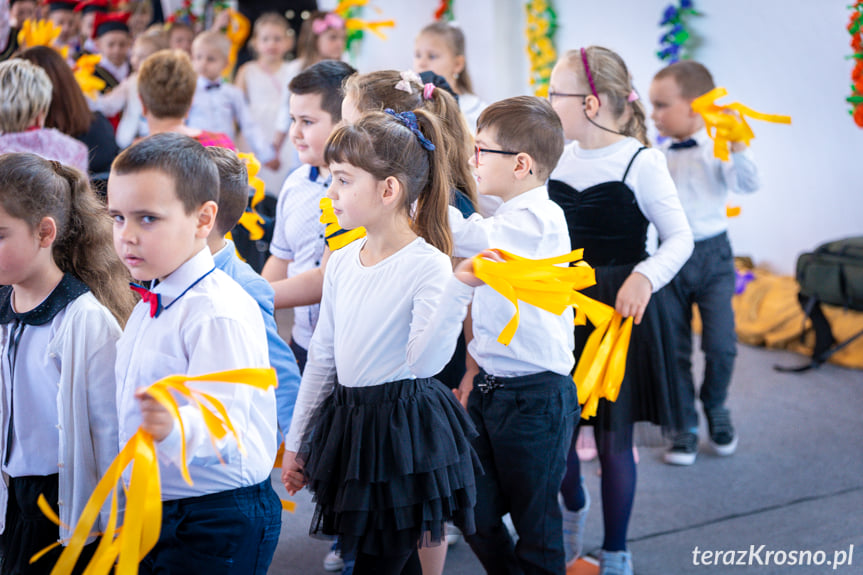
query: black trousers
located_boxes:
[459,371,579,575]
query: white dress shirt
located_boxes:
[551,138,694,292]
[187,76,276,162]
[285,237,471,452]
[116,248,276,500]
[448,185,575,378]
[660,128,760,241]
[270,164,330,349]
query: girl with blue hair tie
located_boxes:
[280,109,481,575]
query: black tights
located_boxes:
[560,425,636,552]
[352,548,421,575]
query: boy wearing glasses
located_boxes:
[448,96,580,574]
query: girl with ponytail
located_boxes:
[280,110,480,575]
[0,153,135,572]
[547,46,694,574]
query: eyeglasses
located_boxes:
[474,145,519,166]
[547,92,590,103]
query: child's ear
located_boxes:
[512,153,535,181]
[195,200,218,239]
[454,54,466,77]
[380,176,402,206]
[37,216,58,248]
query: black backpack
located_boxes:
[777,237,863,371]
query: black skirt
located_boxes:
[297,378,481,557]
[575,264,684,449]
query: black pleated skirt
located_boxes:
[575,263,684,450]
[297,377,482,557]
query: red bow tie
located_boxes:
[129,283,162,318]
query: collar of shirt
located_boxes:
[664,127,710,150]
[99,58,129,83]
[151,247,216,308]
[197,75,222,91]
[308,165,331,185]
[493,185,549,216]
[0,274,89,326]
[211,239,236,269]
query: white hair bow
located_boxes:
[394,70,422,94]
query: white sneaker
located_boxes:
[562,479,590,566]
[598,550,633,575]
[445,522,462,546]
[323,547,344,572]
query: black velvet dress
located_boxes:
[549,147,682,448]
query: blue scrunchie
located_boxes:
[384,109,436,151]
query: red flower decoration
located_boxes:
[854,104,863,127]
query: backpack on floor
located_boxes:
[776,236,863,371]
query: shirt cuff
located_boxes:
[154,423,185,468]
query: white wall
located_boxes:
[326,0,863,274]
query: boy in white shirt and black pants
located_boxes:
[649,61,760,465]
[107,133,281,574]
[449,96,579,575]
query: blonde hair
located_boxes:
[137,49,197,119]
[192,30,231,60]
[0,59,52,133]
[560,46,649,146]
[418,21,473,95]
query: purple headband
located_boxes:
[580,47,599,107]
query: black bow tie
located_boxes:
[669,138,697,150]
[206,82,221,91]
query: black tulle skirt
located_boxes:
[575,263,684,450]
[297,378,482,557]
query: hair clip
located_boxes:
[394,70,422,95]
[311,12,344,35]
[627,89,639,103]
[423,83,435,100]
[384,108,435,151]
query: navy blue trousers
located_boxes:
[139,479,282,575]
[667,232,738,430]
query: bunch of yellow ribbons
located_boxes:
[334,0,396,41]
[319,196,366,251]
[34,368,278,575]
[73,54,106,99]
[471,249,632,419]
[235,152,267,241]
[691,87,791,162]
[17,19,69,59]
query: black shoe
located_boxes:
[706,407,738,456]
[663,432,698,465]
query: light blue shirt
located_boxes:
[660,128,760,242]
[212,240,300,436]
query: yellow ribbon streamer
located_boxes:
[470,249,634,420]
[334,0,396,40]
[73,54,106,99]
[235,152,267,241]
[36,368,277,575]
[691,87,791,162]
[224,10,250,79]
[17,19,69,59]
[319,197,366,251]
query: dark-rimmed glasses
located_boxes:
[474,145,519,165]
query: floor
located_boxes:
[267,312,863,574]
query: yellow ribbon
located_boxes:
[235,152,267,241]
[319,197,366,251]
[224,10,250,79]
[35,368,277,575]
[691,87,791,162]
[470,249,633,419]
[17,19,69,59]
[73,54,106,99]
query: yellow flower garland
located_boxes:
[525,0,557,97]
